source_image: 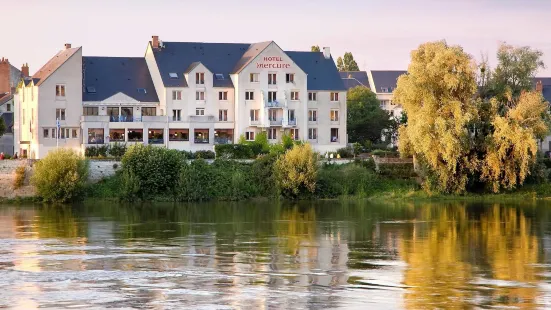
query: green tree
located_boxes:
[311,45,320,52]
[336,52,360,71]
[347,86,392,143]
[0,118,6,137]
[274,144,318,199]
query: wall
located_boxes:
[87,160,120,181]
[0,160,35,198]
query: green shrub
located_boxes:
[251,153,278,196]
[371,149,399,157]
[274,144,318,199]
[109,143,127,157]
[181,150,194,159]
[194,150,215,159]
[121,144,184,200]
[178,160,214,201]
[85,146,98,157]
[281,133,294,150]
[215,144,254,159]
[97,145,108,157]
[377,162,415,178]
[31,148,89,203]
[4,154,12,160]
[337,147,353,158]
[353,142,363,156]
[316,164,379,198]
[13,166,26,189]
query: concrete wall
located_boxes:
[0,160,35,198]
[87,160,120,181]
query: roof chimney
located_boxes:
[65,43,72,49]
[323,47,331,60]
[536,80,543,92]
[21,63,29,78]
[152,36,159,49]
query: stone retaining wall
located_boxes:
[0,160,35,198]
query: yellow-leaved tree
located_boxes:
[394,41,479,194]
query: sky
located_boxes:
[2,0,551,75]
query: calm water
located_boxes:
[1,201,551,309]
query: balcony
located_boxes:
[81,115,109,122]
[249,119,261,126]
[266,101,283,108]
[110,115,138,122]
[189,115,216,123]
[288,119,297,126]
[142,115,167,122]
[214,137,232,145]
[270,119,282,126]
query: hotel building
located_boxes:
[14,37,347,159]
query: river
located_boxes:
[1,200,551,309]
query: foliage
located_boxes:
[251,153,278,197]
[371,149,399,157]
[13,166,26,189]
[336,52,359,71]
[337,147,353,158]
[0,117,6,138]
[274,144,318,199]
[353,142,363,155]
[311,45,320,52]
[194,150,215,159]
[347,86,393,144]
[316,164,379,198]
[120,144,184,200]
[377,163,416,179]
[395,41,480,193]
[109,143,127,157]
[281,133,294,150]
[31,148,89,203]
[215,144,254,159]
[85,144,110,158]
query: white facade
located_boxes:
[15,39,347,159]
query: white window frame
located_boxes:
[268,109,278,122]
[196,91,205,101]
[43,128,49,138]
[219,91,228,101]
[56,108,66,121]
[330,109,339,122]
[308,128,318,140]
[219,109,228,121]
[308,92,317,101]
[245,91,254,101]
[331,128,339,142]
[246,131,255,141]
[286,73,294,83]
[55,84,66,98]
[291,91,299,101]
[72,128,78,139]
[330,92,339,102]
[172,109,182,121]
[172,90,182,100]
[196,72,205,85]
[268,91,277,103]
[268,73,277,85]
[268,128,277,140]
[250,109,259,121]
[250,73,259,83]
[308,109,317,122]
[288,109,295,122]
[290,128,299,141]
[196,108,205,116]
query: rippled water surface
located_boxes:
[2,201,551,309]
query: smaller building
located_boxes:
[0,58,28,155]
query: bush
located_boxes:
[194,150,215,159]
[85,146,98,157]
[274,144,318,199]
[13,166,26,189]
[120,144,184,200]
[371,149,399,157]
[109,143,127,157]
[377,162,415,178]
[337,147,353,158]
[215,144,254,159]
[251,153,278,196]
[316,164,379,198]
[31,148,89,203]
[178,160,214,201]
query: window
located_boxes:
[52,128,56,139]
[60,128,70,139]
[390,110,395,116]
[308,128,317,140]
[245,91,254,101]
[250,109,259,122]
[268,73,277,85]
[56,84,66,97]
[194,129,209,143]
[219,109,228,121]
[88,128,104,144]
[286,73,294,83]
[142,107,156,116]
[308,109,317,122]
[268,128,277,140]
[172,109,182,121]
[245,131,255,141]
[172,90,182,100]
[330,92,339,102]
[381,87,389,93]
[196,72,205,84]
[56,108,66,121]
[215,73,224,80]
[148,129,164,144]
[43,129,49,138]
[61,128,66,139]
[72,129,78,139]
[196,91,205,100]
[6,104,10,112]
[127,129,143,142]
[86,86,96,93]
[290,129,299,141]
[330,110,339,122]
[169,129,189,141]
[331,128,339,142]
[107,107,119,121]
[308,92,317,101]
[250,73,259,82]
[268,109,278,121]
[268,91,277,102]
[83,107,98,116]
[109,129,125,142]
[169,73,179,79]
[121,107,133,122]
[219,91,228,101]
[196,108,205,116]
[137,88,147,94]
[288,109,295,121]
[291,91,299,101]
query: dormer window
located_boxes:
[381,87,389,93]
[137,88,147,94]
[196,72,205,84]
[215,74,224,80]
[169,73,179,79]
[86,86,96,93]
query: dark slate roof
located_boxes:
[340,71,369,88]
[342,78,364,90]
[152,42,252,88]
[532,77,551,102]
[0,93,10,105]
[286,52,346,91]
[33,47,80,86]
[83,57,159,102]
[152,41,345,91]
[1,113,13,133]
[371,70,407,93]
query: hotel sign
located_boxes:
[257,56,291,69]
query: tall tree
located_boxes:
[311,45,320,52]
[347,86,392,144]
[336,52,360,71]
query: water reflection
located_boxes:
[0,201,550,309]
